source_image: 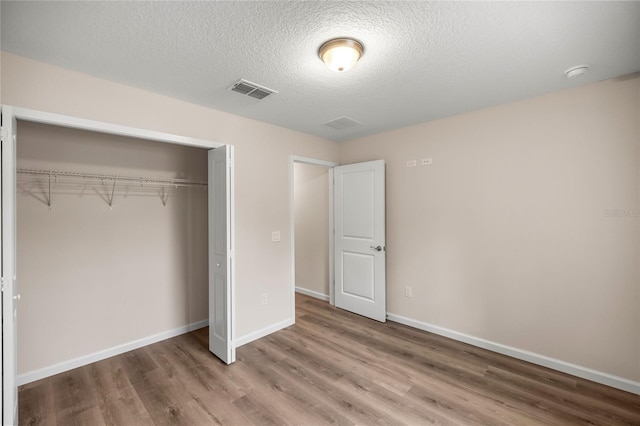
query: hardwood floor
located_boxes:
[19,294,640,425]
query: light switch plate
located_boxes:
[271,231,281,242]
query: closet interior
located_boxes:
[16,120,210,378]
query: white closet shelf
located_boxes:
[17,168,207,209]
[17,168,207,188]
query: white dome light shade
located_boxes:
[319,38,364,72]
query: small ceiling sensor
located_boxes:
[565,65,589,78]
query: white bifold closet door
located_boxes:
[2,107,19,426]
[208,145,235,364]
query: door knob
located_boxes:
[370,245,383,252]
[13,294,21,301]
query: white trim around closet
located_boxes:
[10,106,221,149]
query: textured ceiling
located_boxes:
[1,1,639,142]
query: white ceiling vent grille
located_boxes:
[228,79,277,100]
[322,116,362,130]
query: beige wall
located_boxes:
[4,51,638,385]
[2,52,340,373]
[340,75,640,381]
[294,162,330,296]
[17,122,209,374]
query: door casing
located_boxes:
[1,105,19,426]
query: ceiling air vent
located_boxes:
[228,79,277,100]
[322,116,362,130]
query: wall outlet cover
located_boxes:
[405,286,413,298]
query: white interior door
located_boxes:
[208,145,235,364]
[2,107,19,426]
[334,160,386,322]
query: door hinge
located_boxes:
[0,126,6,142]
[1,277,7,292]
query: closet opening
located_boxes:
[1,105,234,426]
[16,121,210,382]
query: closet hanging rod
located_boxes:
[17,168,207,188]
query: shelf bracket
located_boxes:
[48,173,52,211]
[159,187,170,206]
[108,178,116,209]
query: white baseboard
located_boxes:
[295,287,330,302]
[234,318,294,347]
[21,310,637,395]
[18,319,208,386]
[386,313,640,395]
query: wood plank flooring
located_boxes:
[19,294,640,425]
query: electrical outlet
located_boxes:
[271,231,281,242]
[405,286,413,298]
[421,158,432,165]
[261,293,268,305]
[406,160,417,167]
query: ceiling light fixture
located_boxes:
[565,65,589,78]
[319,38,364,72]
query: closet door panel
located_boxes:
[208,145,235,364]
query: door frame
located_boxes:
[289,156,338,319]
[1,105,231,425]
[1,106,18,426]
